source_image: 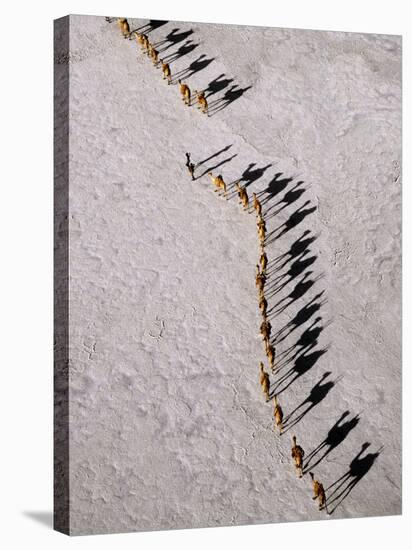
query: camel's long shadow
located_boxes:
[171,54,215,83]
[325,443,383,514]
[267,267,315,302]
[303,411,361,473]
[267,230,318,275]
[154,28,194,51]
[265,251,318,298]
[238,163,273,189]
[163,40,200,65]
[208,85,253,116]
[268,272,324,317]
[272,345,330,396]
[279,372,340,433]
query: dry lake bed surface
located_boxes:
[54,14,401,535]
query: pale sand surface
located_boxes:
[56,14,401,534]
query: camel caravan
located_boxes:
[115,19,211,115]
[108,16,330,516]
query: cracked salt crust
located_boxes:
[57,14,401,535]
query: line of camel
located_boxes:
[114,17,251,116]
[108,15,382,519]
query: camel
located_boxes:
[160,59,171,84]
[208,173,227,198]
[235,183,249,211]
[150,47,159,66]
[309,472,326,511]
[219,177,228,198]
[260,319,272,343]
[118,18,130,38]
[194,90,208,114]
[147,43,155,59]
[256,272,266,293]
[258,224,266,243]
[259,362,270,402]
[259,294,267,317]
[273,395,284,434]
[235,182,243,202]
[260,252,268,273]
[291,436,305,478]
[259,361,266,386]
[142,35,150,53]
[178,80,191,105]
[267,343,276,370]
[263,334,270,355]
[135,32,144,45]
[253,192,262,216]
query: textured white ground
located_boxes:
[63,14,401,535]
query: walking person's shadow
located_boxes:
[197,154,238,179]
[195,144,233,168]
[266,181,307,218]
[268,271,324,315]
[154,28,194,51]
[171,54,215,83]
[267,200,317,244]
